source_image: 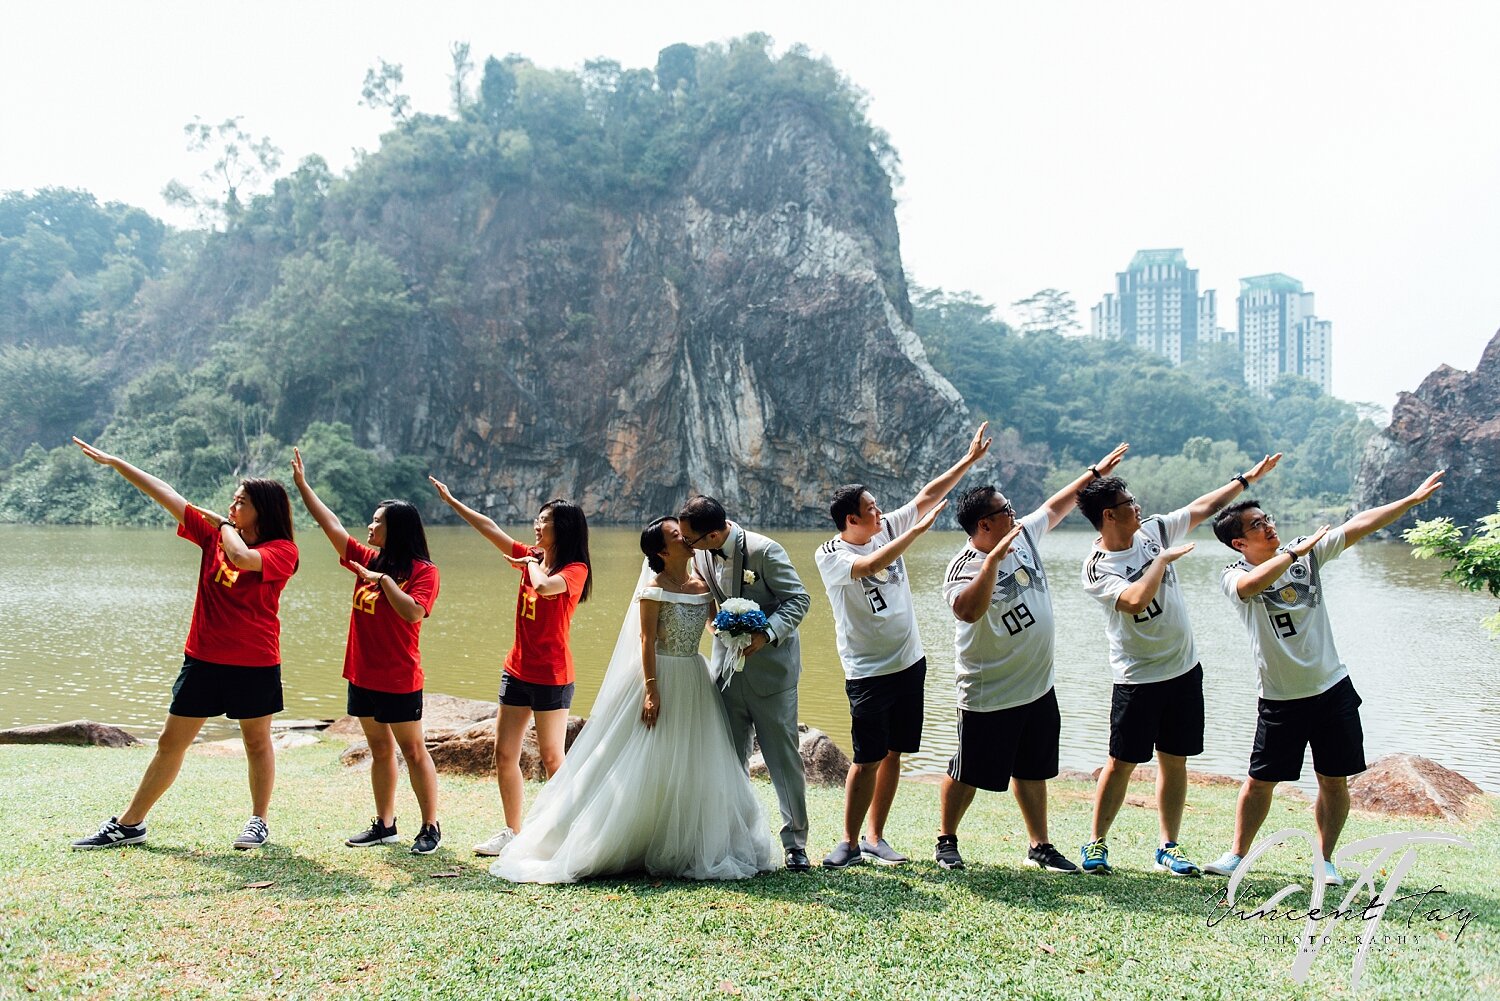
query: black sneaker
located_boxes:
[822,841,864,868]
[1025,842,1080,874]
[346,817,400,847]
[935,834,965,870]
[71,816,146,850]
[411,822,442,855]
[233,815,269,850]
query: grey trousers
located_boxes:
[721,678,808,851]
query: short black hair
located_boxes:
[677,495,727,534]
[640,516,674,573]
[1078,476,1129,530]
[955,485,1000,536]
[829,483,868,531]
[1213,499,1261,549]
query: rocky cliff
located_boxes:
[1352,328,1500,533]
[141,100,977,527]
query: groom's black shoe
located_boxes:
[785,847,811,872]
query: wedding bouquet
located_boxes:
[713,597,769,680]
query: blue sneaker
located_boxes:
[1081,837,1111,874]
[1315,858,1344,887]
[1203,851,1242,877]
[1154,842,1201,877]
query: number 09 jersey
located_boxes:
[1221,529,1349,700]
[942,508,1056,712]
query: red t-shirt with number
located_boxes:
[340,538,440,694]
[177,506,299,667]
[502,541,588,685]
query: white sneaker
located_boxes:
[473,827,516,856]
[1203,851,1243,876]
[1316,858,1344,886]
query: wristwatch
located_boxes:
[1232,474,1250,489]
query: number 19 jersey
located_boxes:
[942,508,1055,712]
[1220,529,1349,700]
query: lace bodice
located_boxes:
[637,587,711,657]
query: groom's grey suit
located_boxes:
[698,523,810,851]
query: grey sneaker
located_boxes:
[859,837,909,866]
[822,841,864,868]
[233,815,269,850]
[71,816,147,850]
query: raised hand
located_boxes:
[429,475,454,503]
[188,503,230,530]
[1161,542,1195,563]
[347,560,383,583]
[965,421,993,464]
[503,552,539,570]
[1094,441,1129,478]
[1408,469,1445,505]
[1246,453,1283,483]
[72,436,117,466]
[1290,525,1330,557]
[291,446,307,486]
[987,524,1024,563]
[915,499,948,534]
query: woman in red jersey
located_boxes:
[69,437,298,852]
[292,448,442,854]
[429,477,591,858]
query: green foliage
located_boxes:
[0,345,108,461]
[291,420,427,525]
[1405,506,1500,633]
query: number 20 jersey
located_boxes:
[943,508,1056,712]
[1221,529,1349,701]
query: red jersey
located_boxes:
[340,538,440,694]
[502,541,588,685]
[177,506,299,667]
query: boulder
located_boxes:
[0,720,140,748]
[325,693,499,739]
[270,719,334,731]
[191,731,321,757]
[1348,754,1485,821]
[749,724,851,786]
[341,715,588,779]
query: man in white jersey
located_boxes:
[934,443,1129,873]
[814,423,993,869]
[1202,470,1444,886]
[1075,454,1281,877]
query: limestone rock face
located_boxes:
[0,720,139,748]
[1348,754,1485,821]
[1352,329,1500,534]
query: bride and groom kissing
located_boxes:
[490,495,812,883]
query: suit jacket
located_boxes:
[698,523,810,697]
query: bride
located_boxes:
[490,516,780,882]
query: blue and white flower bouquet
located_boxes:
[713,597,768,682]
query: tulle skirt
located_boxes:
[490,651,780,883]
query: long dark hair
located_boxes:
[242,478,294,544]
[640,516,673,573]
[368,499,431,580]
[541,498,591,602]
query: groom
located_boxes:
[679,495,813,871]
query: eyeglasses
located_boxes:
[1108,495,1140,511]
[978,501,1015,521]
[681,527,714,547]
[1247,514,1276,533]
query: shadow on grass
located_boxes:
[133,842,382,900]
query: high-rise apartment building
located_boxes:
[1090,249,1224,364]
[1236,274,1332,394]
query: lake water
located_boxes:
[2,522,1497,791]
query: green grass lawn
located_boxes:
[2,742,1494,1000]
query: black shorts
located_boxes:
[845,658,926,764]
[499,673,575,712]
[168,656,283,720]
[347,682,424,725]
[1109,663,1205,763]
[1250,676,1366,782]
[946,687,1060,793]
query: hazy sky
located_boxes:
[4,1,1497,408]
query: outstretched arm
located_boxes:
[848,501,947,579]
[1234,526,1330,599]
[184,503,265,572]
[912,422,993,517]
[1041,442,1129,529]
[291,447,350,558]
[73,436,187,524]
[1340,470,1445,547]
[951,525,1023,623]
[1114,544,1195,614]
[1186,453,1281,529]
[429,475,519,552]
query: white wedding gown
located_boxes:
[490,586,780,883]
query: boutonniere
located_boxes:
[742,569,758,586]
